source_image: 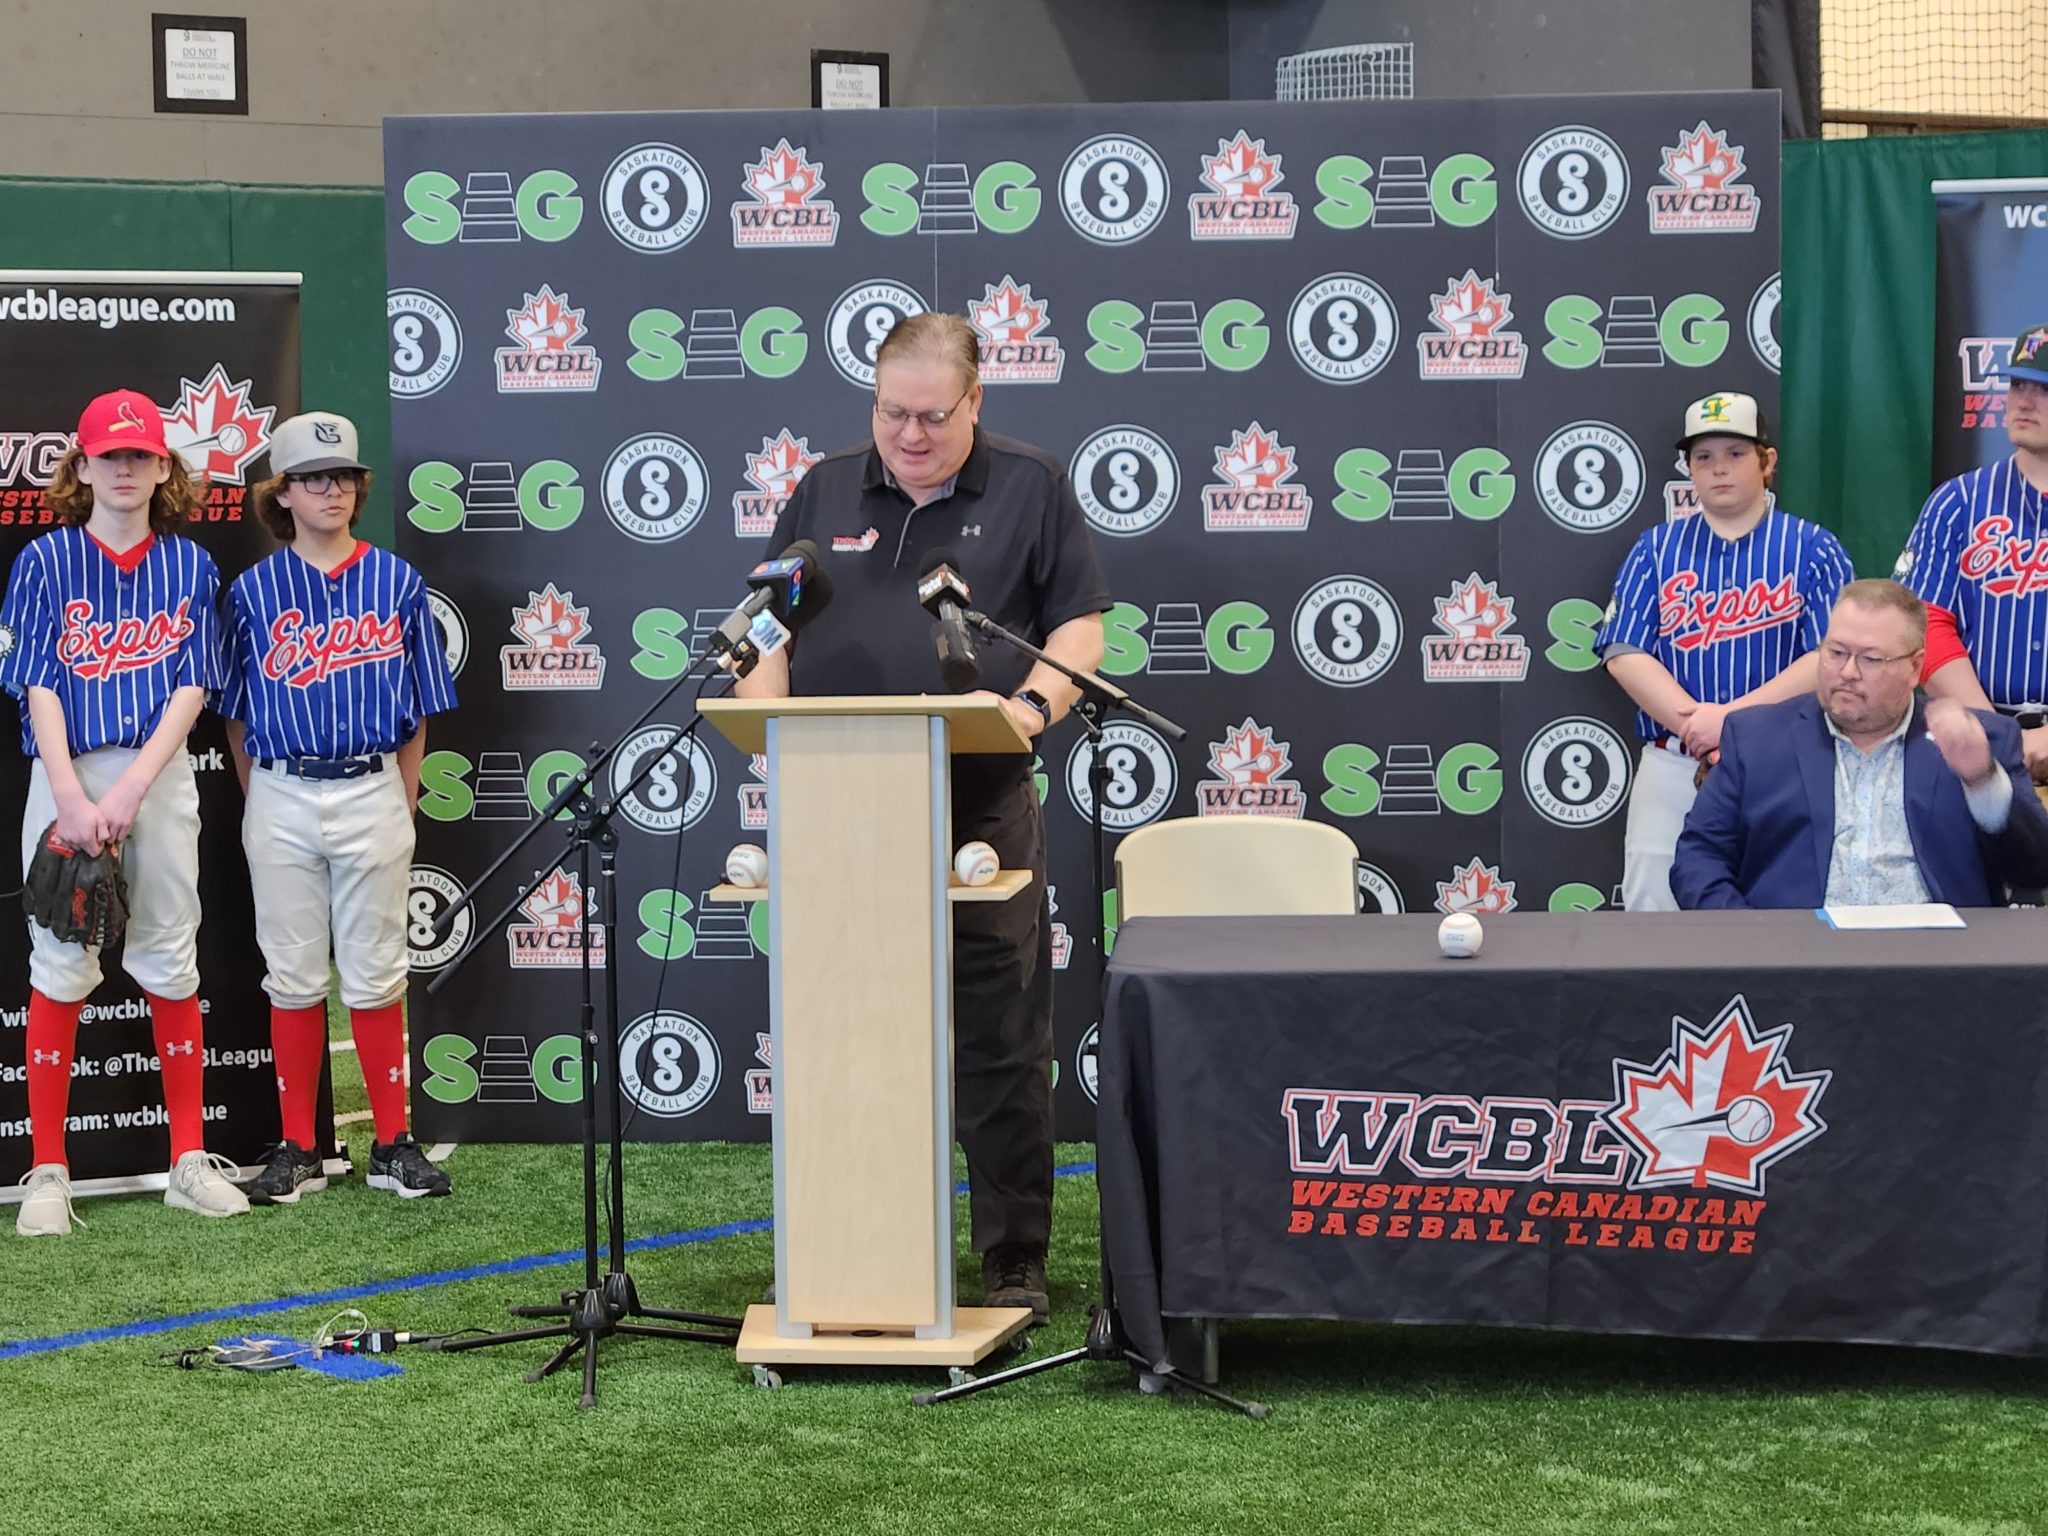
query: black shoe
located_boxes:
[981,1243,1050,1325]
[247,1140,327,1205]
[367,1132,451,1199]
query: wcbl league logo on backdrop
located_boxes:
[1417,273,1527,380]
[496,287,601,393]
[1518,125,1629,240]
[1292,575,1401,688]
[603,434,708,543]
[1521,716,1632,828]
[388,289,462,398]
[609,729,716,835]
[733,140,838,247]
[1436,858,1518,915]
[735,431,821,539]
[1197,719,1305,817]
[507,870,605,969]
[1065,722,1177,831]
[827,280,928,387]
[1422,575,1531,682]
[501,586,605,689]
[163,366,275,484]
[1288,273,1397,384]
[1649,123,1761,235]
[601,142,708,253]
[1188,131,1298,240]
[617,1011,720,1118]
[1072,425,1178,538]
[1535,421,1645,533]
[969,278,1065,384]
[1204,423,1311,532]
[1060,134,1169,245]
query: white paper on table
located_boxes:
[1815,902,1966,930]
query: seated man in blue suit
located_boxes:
[1671,578,2048,908]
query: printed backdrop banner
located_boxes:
[1931,178,2048,483]
[384,94,1781,1143]
[0,270,304,1193]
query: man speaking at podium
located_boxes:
[736,312,1109,1324]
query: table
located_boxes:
[1096,911,2048,1374]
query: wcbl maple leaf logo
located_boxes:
[1429,272,1514,339]
[1661,122,1746,191]
[510,584,590,649]
[1435,858,1516,915]
[506,286,586,353]
[518,869,588,930]
[1605,996,1830,1194]
[1210,718,1291,785]
[162,364,274,485]
[1200,131,1284,198]
[1434,574,1517,640]
[969,278,1048,346]
[745,430,821,497]
[1214,423,1296,490]
[745,139,822,206]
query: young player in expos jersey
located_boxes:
[1896,322,2048,784]
[1596,392,1855,911]
[2,389,247,1235]
[219,413,457,1203]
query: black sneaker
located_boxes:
[981,1243,1050,1325]
[247,1140,327,1205]
[367,1132,451,1199]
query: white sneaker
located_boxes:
[164,1150,251,1218]
[16,1163,81,1237]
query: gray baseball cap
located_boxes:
[267,412,368,475]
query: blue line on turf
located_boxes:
[0,1159,1097,1361]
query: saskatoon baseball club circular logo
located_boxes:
[601,142,709,253]
[426,589,468,679]
[1292,576,1402,688]
[1071,425,1179,537]
[1065,722,1177,831]
[828,280,928,387]
[1536,421,1644,533]
[1356,862,1405,914]
[1522,716,1632,827]
[1075,1023,1100,1105]
[1060,134,1169,245]
[1288,273,1398,385]
[616,1011,720,1118]
[0,619,15,662]
[1517,126,1630,239]
[1748,273,1782,374]
[387,289,462,398]
[611,728,716,835]
[603,434,708,543]
[407,864,472,971]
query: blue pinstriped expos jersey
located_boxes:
[1595,503,1854,741]
[220,543,457,760]
[1895,458,2048,709]
[0,526,224,757]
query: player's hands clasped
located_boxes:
[50,793,111,856]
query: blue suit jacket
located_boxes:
[1670,695,2048,909]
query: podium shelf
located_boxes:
[710,870,1033,905]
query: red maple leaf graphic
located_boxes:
[1210,718,1292,785]
[748,140,820,206]
[745,430,820,496]
[162,364,275,485]
[1435,858,1516,915]
[1662,122,1744,190]
[971,279,1046,345]
[520,869,586,928]
[1431,272,1513,338]
[511,584,589,649]
[1216,423,1294,489]
[507,287,584,352]
[1202,131,1282,197]
[1434,574,1516,639]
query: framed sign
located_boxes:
[152,14,249,115]
[810,49,888,110]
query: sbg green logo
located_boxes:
[861,161,1039,235]
[1545,598,1607,672]
[638,889,770,959]
[407,460,582,533]
[417,749,592,823]
[1543,294,1728,369]
[1099,599,1272,676]
[1332,447,1514,522]
[1320,743,1502,817]
[627,307,807,380]
[1085,299,1267,373]
[402,169,581,244]
[422,1033,582,1104]
[1313,153,1496,230]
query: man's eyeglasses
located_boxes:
[287,470,361,494]
[873,385,973,430]
[1818,641,1921,673]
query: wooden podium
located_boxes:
[699,696,1037,1370]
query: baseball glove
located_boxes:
[24,822,128,947]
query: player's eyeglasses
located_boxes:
[873,385,973,430]
[1818,642,1920,673]
[288,471,361,494]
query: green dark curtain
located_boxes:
[1781,129,2048,582]
[0,177,390,544]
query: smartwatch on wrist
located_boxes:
[1013,688,1053,732]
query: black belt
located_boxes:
[259,755,385,780]
[1995,705,2048,730]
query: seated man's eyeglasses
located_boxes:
[287,470,361,494]
[1817,641,1920,673]
[873,385,973,430]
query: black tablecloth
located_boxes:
[1097,911,2048,1370]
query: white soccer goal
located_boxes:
[1275,42,1415,102]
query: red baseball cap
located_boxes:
[75,389,170,459]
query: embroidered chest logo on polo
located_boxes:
[831,527,880,553]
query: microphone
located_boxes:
[916,549,979,692]
[710,540,833,677]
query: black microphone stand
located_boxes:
[913,612,1265,1416]
[422,650,742,1409]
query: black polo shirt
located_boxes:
[764,427,1110,806]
